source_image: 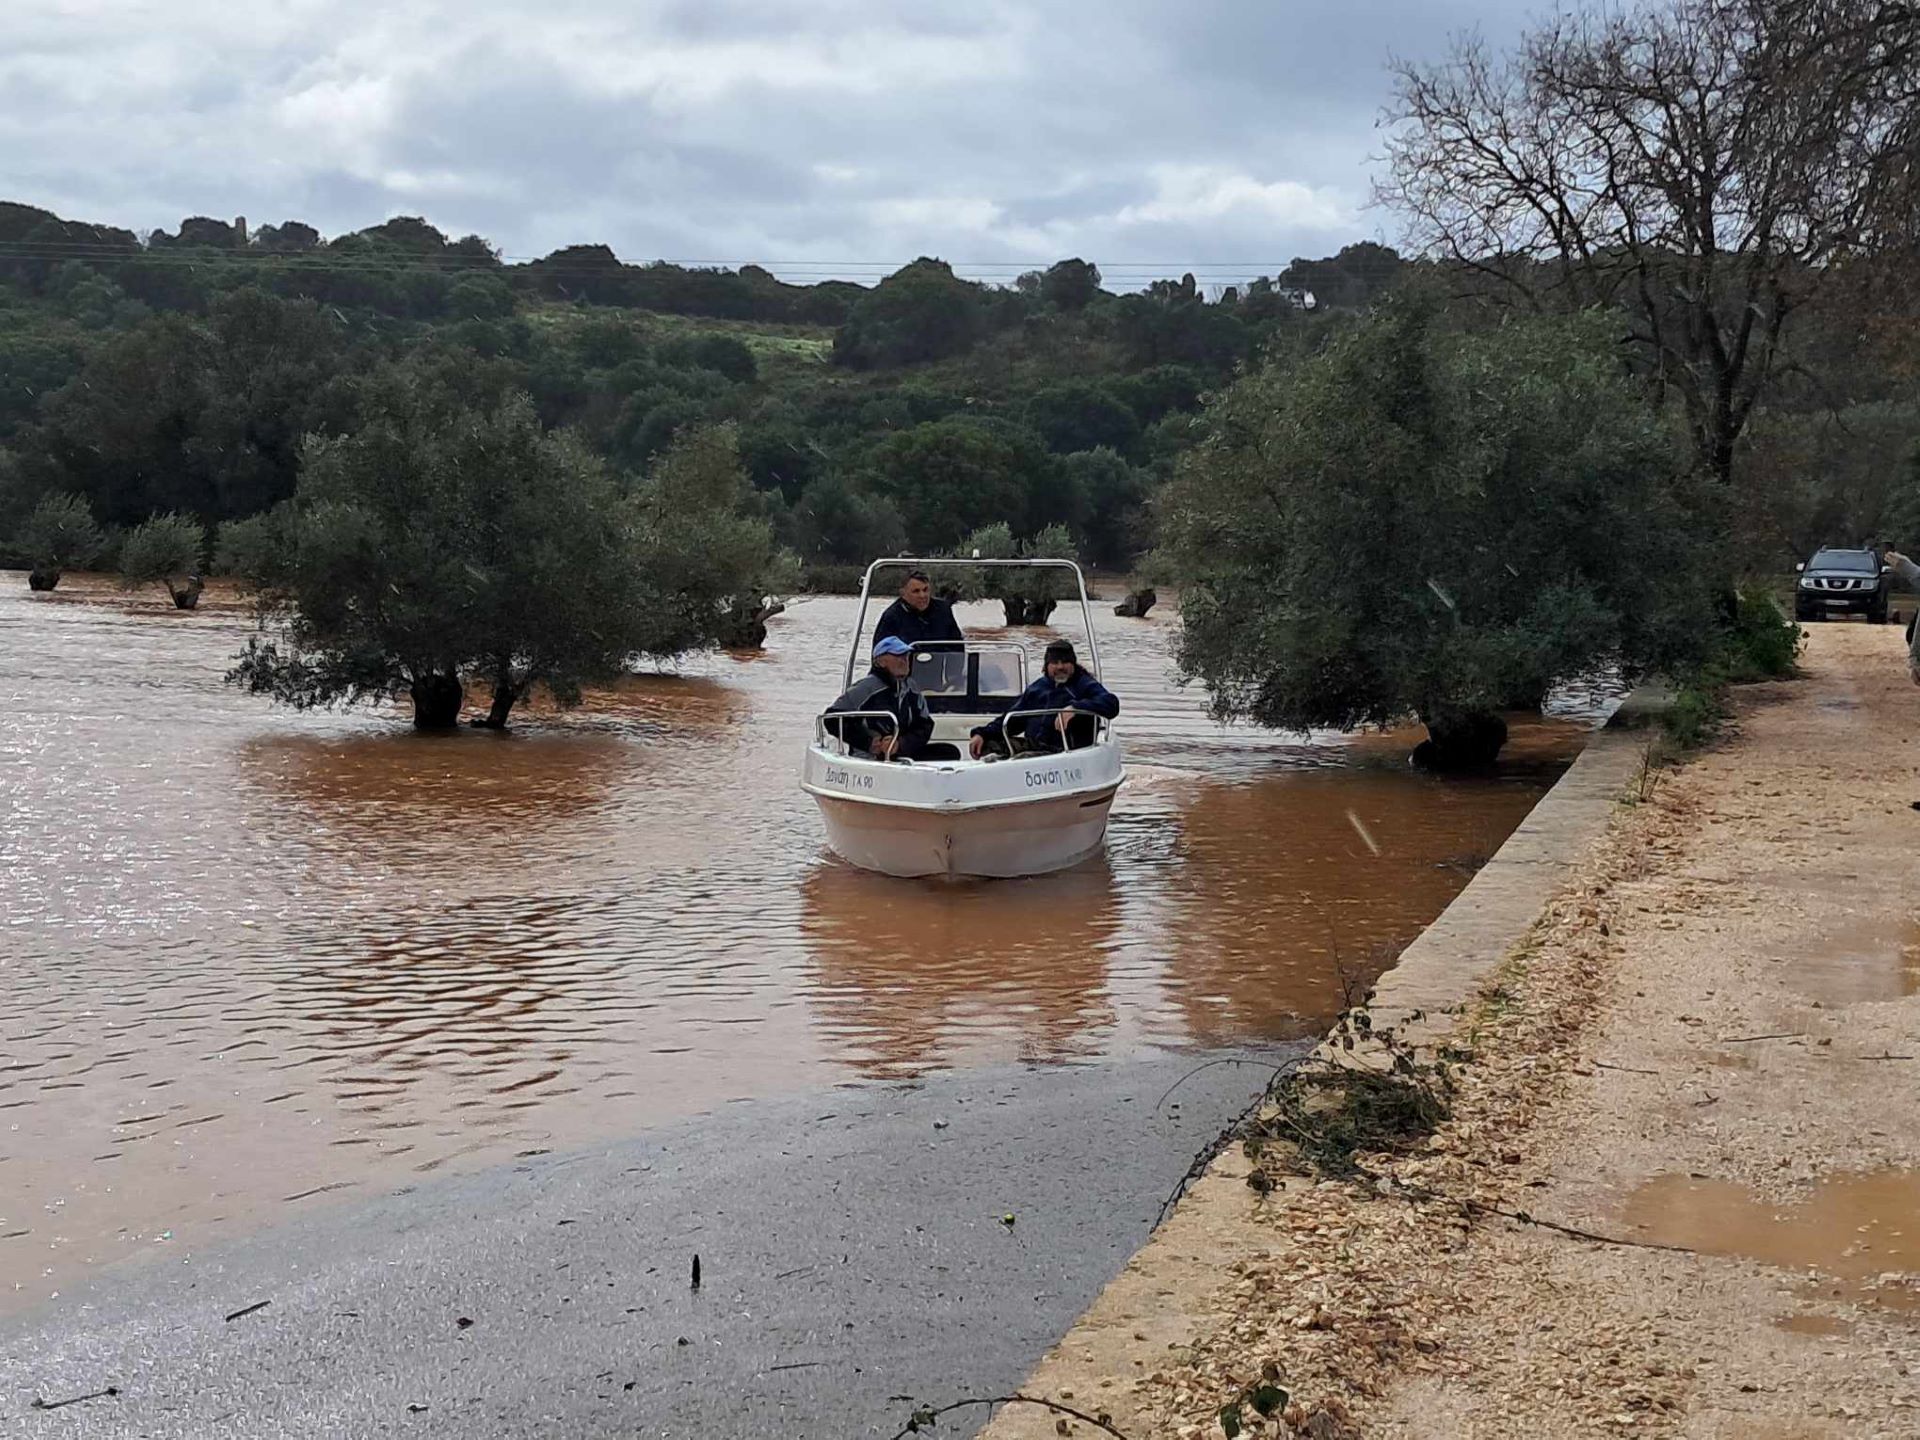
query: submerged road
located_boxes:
[0,1050,1288,1439]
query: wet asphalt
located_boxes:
[0,1049,1290,1439]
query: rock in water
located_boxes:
[1113,588,1157,618]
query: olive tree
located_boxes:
[955,522,1079,625]
[1160,301,1717,766]
[225,379,784,729]
[18,492,104,591]
[120,512,207,608]
[1380,0,1920,486]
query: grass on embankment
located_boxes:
[1660,585,1807,751]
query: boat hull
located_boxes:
[801,743,1124,878]
[813,786,1119,878]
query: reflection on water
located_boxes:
[1141,766,1542,1046]
[240,731,647,846]
[0,577,1596,1308]
[803,861,1124,1078]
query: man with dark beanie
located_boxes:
[970,639,1119,757]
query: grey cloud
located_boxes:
[0,0,1544,286]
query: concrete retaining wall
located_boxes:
[978,715,1655,1438]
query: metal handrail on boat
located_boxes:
[986,706,1113,753]
[814,708,910,757]
[812,705,1109,759]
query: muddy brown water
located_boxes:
[1624,1169,1920,1315]
[0,574,1600,1311]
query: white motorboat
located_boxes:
[801,557,1126,879]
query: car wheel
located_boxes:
[1872,602,1890,624]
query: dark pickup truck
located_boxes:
[1795,547,1891,623]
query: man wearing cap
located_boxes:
[872,569,965,649]
[969,640,1119,758]
[825,635,957,761]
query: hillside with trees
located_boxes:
[0,202,1398,585]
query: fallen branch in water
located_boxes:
[1155,1057,1299,1228]
[889,1393,1129,1438]
[31,1385,119,1411]
[1154,1055,1284,1113]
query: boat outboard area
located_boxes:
[800,557,1126,879]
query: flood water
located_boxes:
[1,574,1598,1310]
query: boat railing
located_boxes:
[986,706,1114,752]
[814,706,1111,758]
[845,556,1100,690]
[814,709,909,756]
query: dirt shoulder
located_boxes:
[984,622,1920,1439]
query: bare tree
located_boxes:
[1379,0,1920,484]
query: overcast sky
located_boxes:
[0,0,1544,287]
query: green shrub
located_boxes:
[1719,588,1802,681]
[20,492,105,572]
[1661,587,1801,748]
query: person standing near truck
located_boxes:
[1880,547,1920,683]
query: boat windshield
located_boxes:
[910,642,1026,714]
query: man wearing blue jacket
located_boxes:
[872,569,965,649]
[825,635,949,760]
[969,640,1119,757]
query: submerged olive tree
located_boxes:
[18,492,105,591]
[1160,302,1717,766]
[224,381,786,729]
[955,522,1080,625]
[120,512,207,608]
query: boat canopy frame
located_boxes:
[842,557,1102,691]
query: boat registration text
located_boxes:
[1026,765,1085,789]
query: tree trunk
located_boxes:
[1500,676,1549,711]
[472,657,520,729]
[1411,711,1508,771]
[410,673,465,729]
[1113,588,1157,618]
[1001,596,1058,626]
[26,568,59,592]
[167,575,204,610]
[716,597,782,649]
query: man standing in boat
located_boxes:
[970,640,1118,757]
[825,635,959,761]
[872,568,964,649]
